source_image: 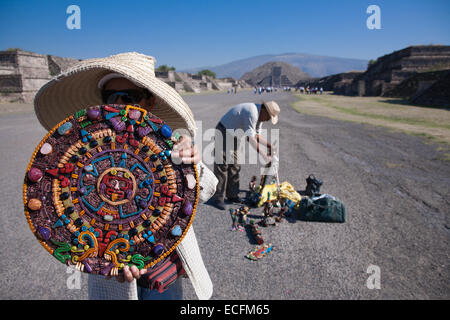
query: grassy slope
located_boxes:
[290,93,450,145]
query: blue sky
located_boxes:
[0,0,449,69]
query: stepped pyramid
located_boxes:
[240,61,311,87]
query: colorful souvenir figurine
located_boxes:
[249,219,264,245]
[239,206,249,225]
[249,176,257,192]
[276,202,289,222]
[245,243,274,261]
[263,200,274,217]
[230,208,240,231]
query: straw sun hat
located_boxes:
[33,52,214,300]
[34,52,196,135]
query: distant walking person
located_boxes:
[211,101,280,210]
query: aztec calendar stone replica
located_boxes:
[23,104,199,276]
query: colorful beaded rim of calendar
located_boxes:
[23,104,199,276]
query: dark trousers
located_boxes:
[213,122,241,202]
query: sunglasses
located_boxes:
[101,89,150,104]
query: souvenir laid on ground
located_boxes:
[23,104,199,276]
[245,243,274,261]
[262,216,277,227]
[248,177,302,209]
[230,206,250,232]
[249,220,264,245]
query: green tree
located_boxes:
[197,69,216,79]
[155,65,176,72]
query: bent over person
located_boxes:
[211,101,280,210]
[33,52,218,300]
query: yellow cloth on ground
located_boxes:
[257,181,302,207]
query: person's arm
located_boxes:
[171,135,200,164]
[119,134,200,283]
[255,133,272,154]
[247,135,271,164]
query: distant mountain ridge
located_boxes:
[181,52,369,79]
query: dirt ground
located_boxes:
[183,91,450,299]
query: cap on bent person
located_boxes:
[34,52,197,136]
[262,100,280,125]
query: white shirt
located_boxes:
[219,102,262,137]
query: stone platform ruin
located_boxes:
[296,45,450,107]
[0,49,81,103]
[0,49,248,104]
